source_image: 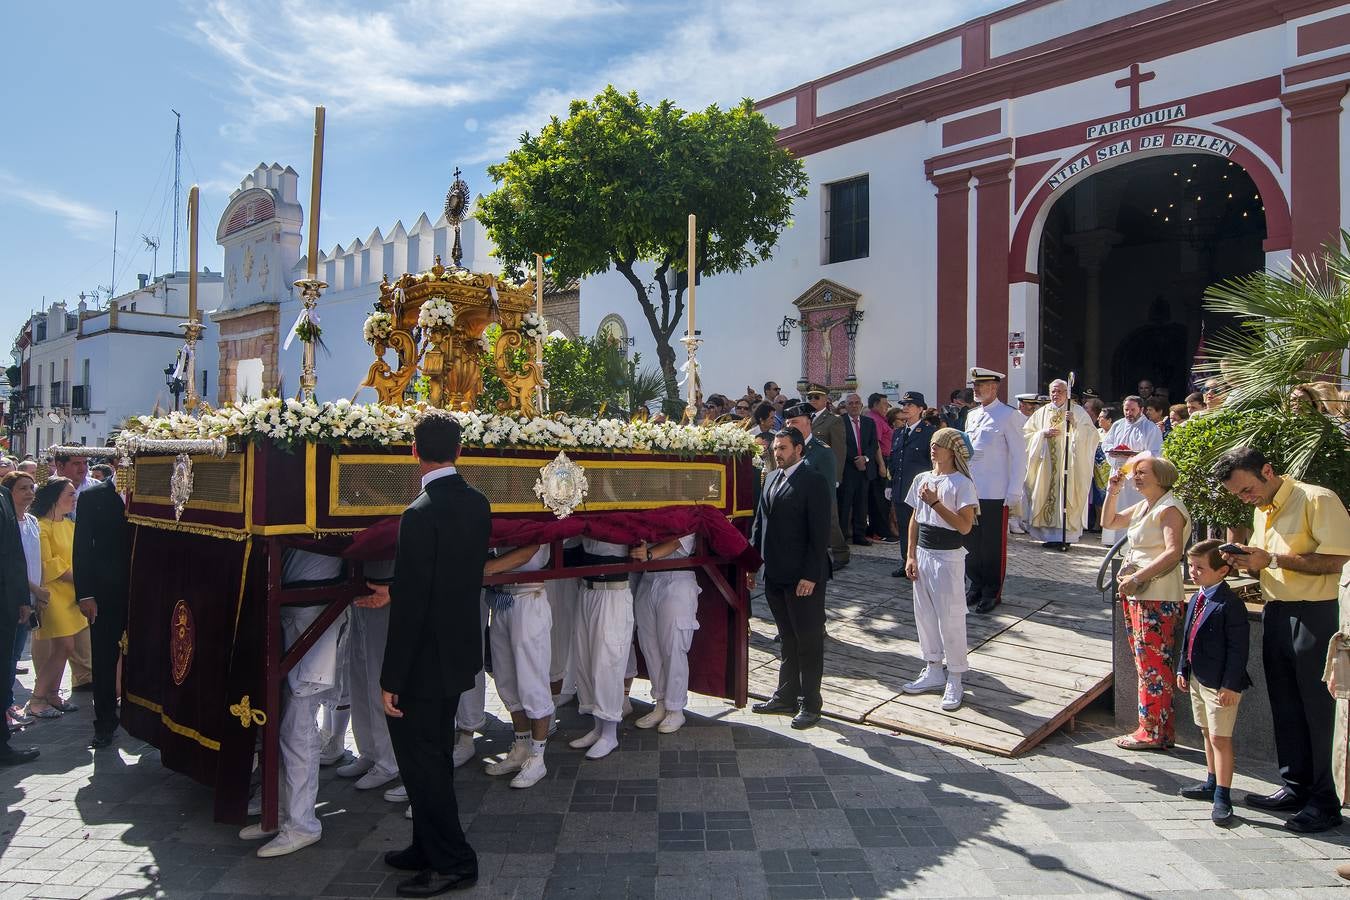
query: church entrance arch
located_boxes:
[1011,128,1290,402]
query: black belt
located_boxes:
[918,524,963,550]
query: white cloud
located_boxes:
[0,171,109,237]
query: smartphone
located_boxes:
[1217,542,1245,555]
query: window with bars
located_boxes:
[826,176,869,264]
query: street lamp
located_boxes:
[164,362,186,412]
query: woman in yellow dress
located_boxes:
[26,477,85,718]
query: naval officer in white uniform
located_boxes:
[963,367,1027,613]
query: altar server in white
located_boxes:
[482,544,554,789]
[963,367,1027,614]
[241,549,347,857]
[903,429,979,712]
[1100,395,1164,542]
[631,534,700,733]
[569,536,635,759]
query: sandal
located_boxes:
[47,696,78,713]
[25,702,62,719]
[1114,734,1166,751]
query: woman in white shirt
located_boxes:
[902,428,980,712]
[3,471,43,727]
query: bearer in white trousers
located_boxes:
[903,428,980,713]
[241,549,347,857]
[452,593,491,768]
[318,646,350,766]
[482,544,553,789]
[631,534,699,733]
[570,536,634,759]
[337,559,400,791]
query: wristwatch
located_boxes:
[1267,554,1280,570]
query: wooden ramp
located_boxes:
[747,544,1114,757]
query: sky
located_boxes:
[0,0,1005,341]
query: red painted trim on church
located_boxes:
[1297,10,1350,54]
[932,172,970,397]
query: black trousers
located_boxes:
[1263,600,1339,812]
[91,597,128,736]
[837,469,869,542]
[894,500,916,566]
[963,501,1008,604]
[764,581,826,714]
[867,478,894,538]
[387,693,478,875]
[0,611,14,753]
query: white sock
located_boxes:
[585,719,619,760]
[513,731,530,745]
[530,738,546,756]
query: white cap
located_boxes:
[969,366,1005,383]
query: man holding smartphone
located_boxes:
[1212,448,1350,834]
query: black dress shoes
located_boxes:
[851,538,872,547]
[1212,796,1234,825]
[396,869,477,897]
[1179,781,1216,801]
[790,709,821,730]
[385,847,430,871]
[752,698,797,715]
[1285,808,1343,834]
[974,597,997,614]
[89,732,117,750]
[1245,787,1305,812]
[891,568,905,578]
[0,746,40,766]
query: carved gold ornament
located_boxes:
[229,695,268,728]
[534,451,588,519]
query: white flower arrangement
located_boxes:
[520,312,548,342]
[478,332,493,355]
[118,399,760,457]
[416,298,456,331]
[362,311,393,345]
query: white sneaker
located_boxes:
[657,711,686,734]
[622,697,633,717]
[635,702,667,729]
[902,664,947,695]
[335,757,374,779]
[484,741,531,776]
[257,829,321,858]
[239,823,277,841]
[510,754,548,789]
[382,784,408,802]
[354,768,398,790]
[319,747,348,767]
[941,676,964,711]
[569,727,601,750]
[452,731,476,768]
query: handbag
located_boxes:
[1117,562,1155,595]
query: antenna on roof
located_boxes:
[171,109,183,273]
[142,235,160,281]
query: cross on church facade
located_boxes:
[1115,62,1156,113]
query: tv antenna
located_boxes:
[142,235,160,281]
[171,109,183,273]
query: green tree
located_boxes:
[479,330,659,417]
[478,86,809,401]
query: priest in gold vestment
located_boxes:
[1022,379,1100,546]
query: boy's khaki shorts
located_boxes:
[1190,680,1241,738]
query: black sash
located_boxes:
[918,524,963,550]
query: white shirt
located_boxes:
[1105,416,1163,460]
[281,548,344,586]
[18,513,40,603]
[420,465,458,491]
[965,400,1028,503]
[493,544,551,573]
[667,534,696,559]
[582,537,627,557]
[906,472,980,530]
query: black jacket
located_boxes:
[842,414,879,479]
[0,486,27,620]
[889,419,936,501]
[802,437,836,489]
[381,471,491,699]
[1176,580,1252,693]
[751,461,832,587]
[73,478,131,607]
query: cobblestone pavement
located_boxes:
[4,535,1350,899]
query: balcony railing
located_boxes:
[71,384,89,412]
[49,382,67,408]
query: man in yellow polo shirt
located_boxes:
[1214,447,1350,834]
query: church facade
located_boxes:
[594,0,1350,404]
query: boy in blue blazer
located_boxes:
[1176,538,1252,824]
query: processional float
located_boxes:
[89,109,758,829]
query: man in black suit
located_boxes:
[0,482,38,765]
[74,477,132,749]
[381,411,491,897]
[888,392,935,576]
[838,392,878,546]
[749,427,833,730]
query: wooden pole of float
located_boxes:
[535,253,546,412]
[681,213,702,423]
[182,185,204,411]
